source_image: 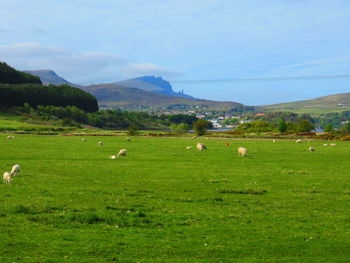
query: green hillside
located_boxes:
[261,92,350,115]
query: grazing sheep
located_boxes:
[7,135,15,140]
[186,146,193,149]
[126,138,131,142]
[192,136,197,139]
[323,144,328,146]
[110,155,117,159]
[330,143,336,146]
[98,141,103,146]
[225,143,230,146]
[238,147,247,157]
[10,164,20,176]
[117,149,127,158]
[309,147,315,152]
[296,139,302,143]
[81,138,86,142]
[196,143,206,151]
[272,139,276,143]
[3,172,12,184]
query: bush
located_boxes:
[170,123,190,133]
[297,119,314,132]
[193,119,210,136]
[278,119,287,134]
[127,124,139,136]
[341,135,350,141]
[235,120,273,133]
[324,123,333,132]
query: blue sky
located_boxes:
[1,0,350,105]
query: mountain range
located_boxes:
[23,69,350,114]
[115,76,195,99]
[82,83,246,110]
[25,70,249,111]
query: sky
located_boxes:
[1,0,350,105]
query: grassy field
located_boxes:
[0,135,350,262]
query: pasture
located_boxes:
[0,135,350,262]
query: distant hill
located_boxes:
[261,93,350,114]
[0,62,41,84]
[82,83,249,111]
[18,70,251,111]
[116,76,195,99]
[23,70,80,87]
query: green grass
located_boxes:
[0,118,72,132]
[0,135,350,262]
[263,107,350,116]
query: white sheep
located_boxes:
[272,139,276,143]
[309,146,315,152]
[98,141,103,146]
[295,139,302,143]
[196,143,206,151]
[323,144,328,146]
[10,164,20,176]
[7,135,14,140]
[110,155,117,159]
[117,149,127,158]
[238,147,247,157]
[192,136,197,139]
[186,146,193,149]
[330,143,336,146]
[3,172,12,184]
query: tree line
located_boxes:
[0,84,98,112]
[0,62,98,112]
[0,62,42,84]
[235,111,350,134]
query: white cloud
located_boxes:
[0,42,66,57]
[124,63,181,78]
[0,42,180,84]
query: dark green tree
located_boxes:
[323,123,333,132]
[193,119,210,136]
[168,114,198,125]
[127,123,139,136]
[297,119,314,132]
[345,120,350,134]
[278,119,287,134]
[0,62,42,84]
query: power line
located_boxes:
[170,74,350,84]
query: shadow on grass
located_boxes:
[218,189,266,195]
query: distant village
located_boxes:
[159,109,263,129]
